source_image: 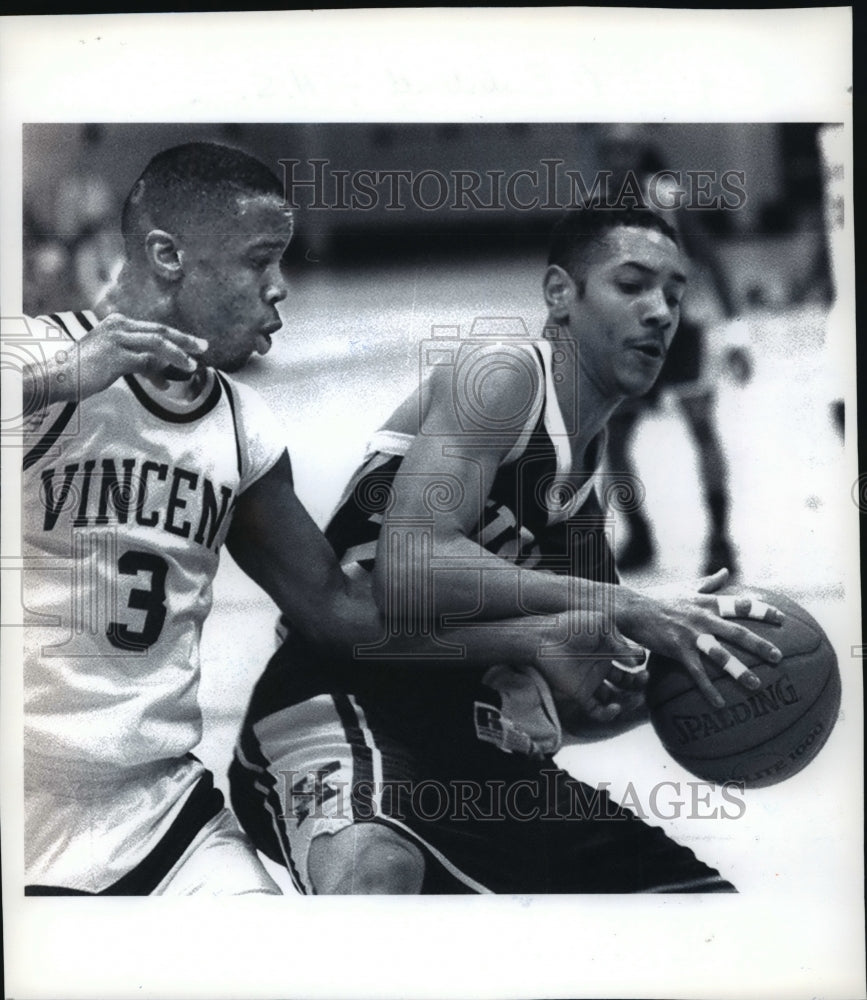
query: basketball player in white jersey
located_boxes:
[232,204,786,894]
[21,144,675,895]
[20,142,345,894]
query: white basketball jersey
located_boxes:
[23,311,286,772]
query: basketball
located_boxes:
[646,588,841,788]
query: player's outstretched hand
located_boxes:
[532,616,649,726]
[31,313,208,406]
[619,568,785,709]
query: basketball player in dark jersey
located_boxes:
[231,205,784,894]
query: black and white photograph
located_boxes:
[1,10,862,1000]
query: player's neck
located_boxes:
[577,364,623,448]
[543,321,618,453]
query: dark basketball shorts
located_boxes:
[230,691,736,895]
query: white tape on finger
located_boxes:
[696,633,716,656]
[746,600,772,620]
[721,654,750,680]
[697,632,750,680]
[716,595,739,618]
[717,595,774,620]
[611,647,650,674]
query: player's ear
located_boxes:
[543,264,576,320]
[144,230,184,282]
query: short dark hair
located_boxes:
[121,141,285,256]
[547,204,680,281]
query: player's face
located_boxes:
[174,193,294,373]
[569,225,686,399]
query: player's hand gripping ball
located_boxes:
[646,588,841,788]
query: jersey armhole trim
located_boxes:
[500,342,547,465]
[22,402,78,471]
[215,372,243,478]
[236,446,287,498]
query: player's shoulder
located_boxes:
[213,372,287,487]
[214,371,276,420]
[426,339,545,429]
[453,337,543,378]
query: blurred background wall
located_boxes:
[23,122,832,317]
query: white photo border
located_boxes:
[1,9,862,1000]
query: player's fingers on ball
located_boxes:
[716,620,782,663]
[697,637,762,691]
[716,594,784,624]
[693,594,722,614]
[577,681,618,715]
[592,679,617,705]
[683,649,726,708]
[579,678,617,709]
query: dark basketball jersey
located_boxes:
[247,341,615,748]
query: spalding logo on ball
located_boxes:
[646,588,841,788]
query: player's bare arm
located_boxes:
[226,450,376,654]
[372,344,578,618]
[228,447,639,683]
[21,312,207,411]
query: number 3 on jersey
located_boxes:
[107,550,168,651]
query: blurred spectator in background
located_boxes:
[23,200,78,316]
[24,124,123,315]
[597,124,746,577]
